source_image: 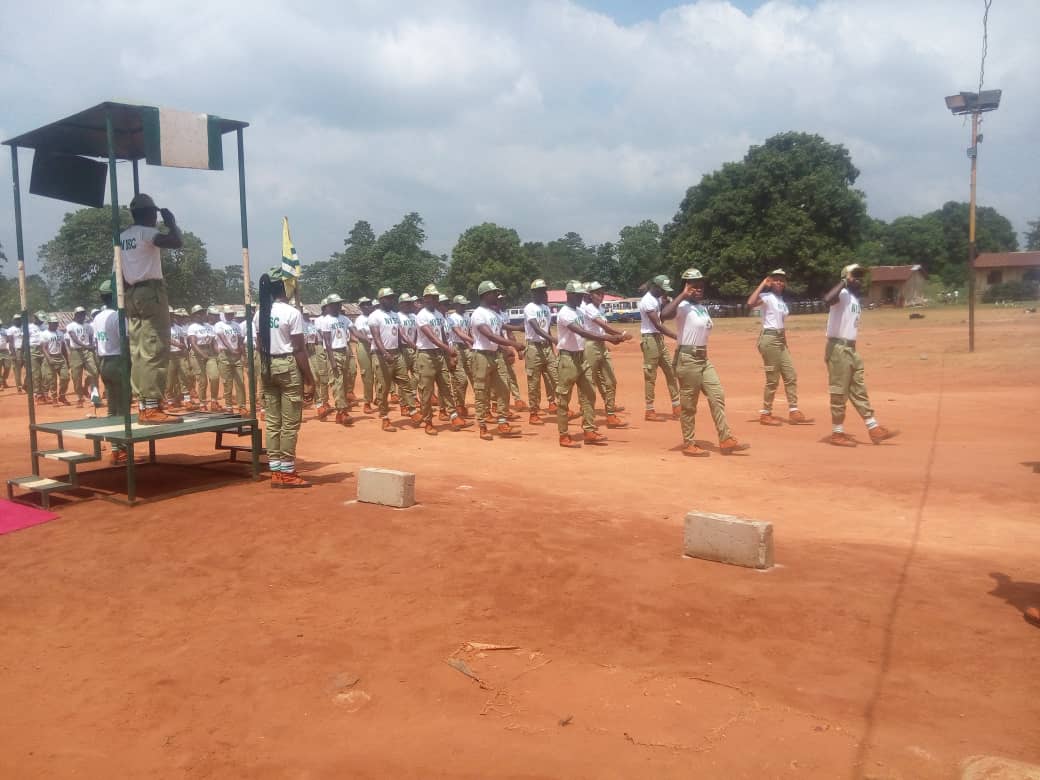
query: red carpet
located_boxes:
[0,499,59,535]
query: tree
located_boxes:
[587,241,619,291]
[1026,218,1040,251]
[162,232,219,308]
[332,220,378,298]
[662,132,868,296]
[39,207,131,308]
[0,273,52,317]
[447,223,538,301]
[215,264,256,304]
[0,240,6,265]
[299,259,339,302]
[928,201,1018,286]
[365,213,444,297]
[616,220,664,295]
[540,232,596,287]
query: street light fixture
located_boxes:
[945,89,1001,353]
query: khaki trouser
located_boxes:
[416,349,458,423]
[262,354,303,466]
[401,346,418,399]
[501,349,521,400]
[30,346,45,396]
[192,350,219,402]
[556,350,596,434]
[825,340,874,425]
[125,279,170,403]
[43,355,70,399]
[0,352,10,386]
[373,349,416,418]
[356,341,374,404]
[675,348,732,444]
[69,348,99,400]
[218,352,246,408]
[451,344,471,407]
[329,348,354,410]
[307,345,329,407]
[100,354,128,452]
[584,341,619,414]
[641,334,679,410]
[471,349,509,423]
[12,349,24,390]
[166,352,190,400]
[757,331,798,412]
[525,341,558,411]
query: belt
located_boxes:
[475,348,499,355]
[331,347,348,353]
[418,347,442,353]
[641,333,663,338]
[762,329,786,335]
[269,352,295,358]
[124,278,163,288]
[560,349,584,356]
[828,337,856,348]
[678,345,708,357]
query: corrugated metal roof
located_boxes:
[868,265,923,283]
[974,251,1040,269]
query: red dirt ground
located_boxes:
[0,306,1037,778]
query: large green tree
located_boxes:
[38,207,218,308]
[926,201,1018,286]
[447,222,538,301]
[0,273,52,318]
[616,220,665,295]
[540,232,596,287]
[662,132,867,296]
[331,219,378,299]
[299,259,339,302]
[39,207,131,308]
[367,213,445,297]
[1026,218,1040,251]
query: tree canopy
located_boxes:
[662,132,868,296]
[445,223,538,301]
[1026,218,1040,252]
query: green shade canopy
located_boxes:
[2,101,248,161]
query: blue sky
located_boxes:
[0,0,1035,286]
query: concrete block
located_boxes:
[357,468,415,508]
[683,511,773,570]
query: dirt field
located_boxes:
[0,305,1038,779]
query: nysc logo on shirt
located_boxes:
[120,238,138,251]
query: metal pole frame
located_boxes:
[967,111,979,354]
[9,145,39,475]
[236,128,261,478]
[105,110,137,502]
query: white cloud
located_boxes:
[0,0,1036,287]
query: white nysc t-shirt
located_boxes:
[92,310,122,357]
[523,301,551,343]
[253,300,303,356]
[638,291,662,334]
[556,305,586,352]
[119,224,162,285]
[675,301,712,347]
[580,301,606,338]
[368,309,400,350]
[826,288,861,341]
[415,307,442,350]
[469,306,499,351]
[757,291,789,331]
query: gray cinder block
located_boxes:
[357,468,416,508]
[683,511,773,569]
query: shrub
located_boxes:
[981,280,1039,303]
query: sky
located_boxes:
[0,0,1036,285]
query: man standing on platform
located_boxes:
[119,193,183,423]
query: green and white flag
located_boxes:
[143,107,224,170]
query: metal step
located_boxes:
[37,449,101,464]
[7,476,74,509]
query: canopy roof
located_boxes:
[2,101,248,160]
